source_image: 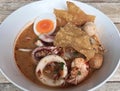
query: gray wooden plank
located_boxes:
[0,2,120,12]
[0,83,22,91]
[0,0,37,3]
[0,2,30,11]
[88,3,120,23]
[116,23,120,30]
[0,0,120,3]
[109,66,120,81]
[0,3,120,23]
[79,0,120,3]
[95,82,120,91]
[0,82,120,91]
[0,72,9,83]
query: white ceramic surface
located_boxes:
[0,0,120,91]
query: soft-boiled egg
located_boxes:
[33,13,56,36]
[35,55,68,87]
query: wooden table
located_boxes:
[0,0,120,91]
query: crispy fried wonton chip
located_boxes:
[54,1,95,27]
[54,9,70,27]
[54,23,95,60]
[67,1,95,25]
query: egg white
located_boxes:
[33,13,56,36]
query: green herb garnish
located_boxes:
[73,51,79,57]
[59,62,64,70]
[78,71,81,75]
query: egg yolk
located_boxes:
[36,19,54,34]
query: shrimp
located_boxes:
[67,58,89,85]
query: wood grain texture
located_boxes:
[0,0,37,3]
[0,0,120,3]
[0,73,9,83]
[79,0,120,3]
[88,3,120,23]
[0,82,120,91]
[0,83,22,91]
[95,82,120,91]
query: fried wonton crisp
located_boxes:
[54,1,95,27]
[54,23,95,60]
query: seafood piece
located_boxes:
[35,40,43,47]
[67,58,89,85]
[89,53,103,69]
[61,47,85,60]
[32,46,62,63]
[25,36,32,40]
[39,34,54,43]
[82,22,96,36]
[18,48,32,52]
[35,55,68,86]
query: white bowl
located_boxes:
[0,0,120,91]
